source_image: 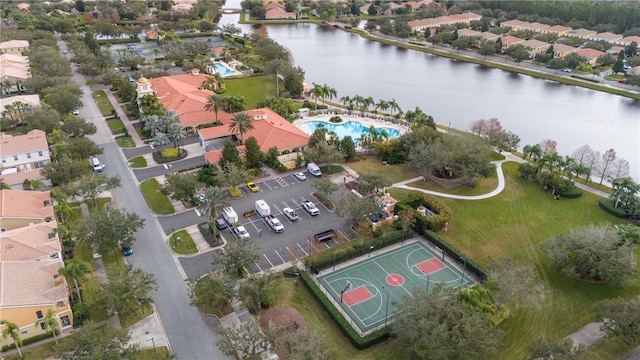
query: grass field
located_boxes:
[347,156,420,184]
[140,179,175,215]
[169,229,198,255]
[407,166,498,196]
[128,156,147,168]
[116,135,135,147]
[388,161,637,359]
[107,118,125,134]
[92,90,115,116]
[224,75,277,108]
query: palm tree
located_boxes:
[204,94,222,124]
[218,96,247,113]
[198,187,230,240]
[375,99,388,113]
[1,320,23,358]
[322,84,337,109]
[40,309,60,345]
[522,144,542,160]
[229,112,254,143]
[58,259,92,303]
[310,83,324,110]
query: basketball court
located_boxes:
[316,241,473,334]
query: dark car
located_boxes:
[215,218,228,230]
[121,244,133,256]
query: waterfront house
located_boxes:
[0,130,50,187]
[408,12,482,33]
[575,48,606,66]
[265,3,296,20]
[589,32,623,43]
[552,44,577,58]
[566,28,597,39]
[540,25,572,37]
[500,35,525,50]
[521,39,550,57]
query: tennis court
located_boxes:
[317,241,473,334]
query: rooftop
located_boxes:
[0,189,54,221]
[0,40,29,50]
[0,129,48,156]
[592,32,622,40]
[0,222,60,262]
[0,94,40,114]
[0,260,67,306]
[576,48,605,59]
[501,35,524,44]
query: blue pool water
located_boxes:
[213,63,234,75]
[299,121,400,145]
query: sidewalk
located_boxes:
[104,90,145,148]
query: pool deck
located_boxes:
[294,112,410,140]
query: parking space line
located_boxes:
[275,177,288,187]
[262,181,273,191]
[274,250,286,264]
[336,229,350,242]
[254,262,262,272]
[297,242,308,256]
[263,254,274,268]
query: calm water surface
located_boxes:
[219,11,640,181]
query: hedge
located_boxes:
[1,329,58,351]
[299,270,390,349]
[556,188,583,198]
[598,199,627,218]
[305,231,406,271]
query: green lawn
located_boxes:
[224,75,277,108]
[140,178,175,215]
[388,161,636,359]
[73,240,97,270]
[92,90,115,116]
[347,156,420,184]
[116,135,136,147]
[107,118,125,134]
[128,156,147,168]
[169,229,198,255]
[406,166,498,196]
[136,347,172,359]
[86,79,99,86]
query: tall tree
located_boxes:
[228,112,254,143]
[41,309,61,345]
[58,259,92,303]
[103,265,157,318]
[238,271,280,310]
[204,94,222,125]
[213,238,260,279]
[54,322,139,360]
[187,270,236,310]
[244,136,263,169]
[217,318,270,359]
[1,320,23,359]
[65,173,121,207]
[393,286,501,360]
[79,209,145,263]
[163,172,199,204]
[598,148,617,185]
[198,187,230,241]
[595,297,640,344]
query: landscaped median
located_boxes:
[169,229,198,255]
[91,90,116,116]
[139,178,175,215]
[128,156,147,168]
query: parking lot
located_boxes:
[177,171,356,278]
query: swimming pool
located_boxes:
[213,63,235,75]
[298,121,400,145]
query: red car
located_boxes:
[618,79,627,84]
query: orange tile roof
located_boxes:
[458,29,480,37]
[0,40,29,50]
[0,168,46,186]
[501,35,524,44]
[527,22,550,31]
[592,32,622,41]
[148,73,231,128]
[576,48,605,59]
[203,145,246,165]
[0,129,48,156]
[521,39,549,49]
[0,260,67,306]
[0,189,54,221]
[568,28,596,37]
[200,108,310,163]
[545,25,572,33]
[0,222,60,262]
[553,44,577,53]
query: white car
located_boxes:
[294,172,306,181]
[301,200,319,216]
[232,225,250,239]
[195,193,206,203]
[72,109,80,116]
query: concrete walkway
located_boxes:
[104,90,146,148]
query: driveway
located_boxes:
[58,33,231,359]
[133,155,206,182]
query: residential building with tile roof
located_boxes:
[567,28,597,39]
[575,48,606,66]
[200,108,309,168]
[265,3,296,19]
[500,19,529,31]
[0,189,55,231]
[540,25,572,36]
[589,32,623,43]
[0,219,73,349]
[0,94,40,115]
[500,35,525,50]
[521,39,550,57]
[614,36,640,47]
[0,129,50,186]
[0,40,29,55]
[523,22,550,33]
[553,43,577,58]
[408,12,482,33]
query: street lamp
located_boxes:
[147,337,156,352]
[383,286,389,326]
[369,245,374,258]
[333,252,336,270]
[426,273,430,293]
[460,257,467,286]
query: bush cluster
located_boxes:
[394,192,453,231]
[329,116,342,123]
[2,330,58,352]
[598,199,627,218]
[518,163,580,195]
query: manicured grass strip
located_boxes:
[406,166,498,196]
[74,240,97,270]
[92,90,115,116]
[107,118,125,134]
[140,178,175,215]
[86,79,99,86]
[347,156,420,184]
[116,135,135,147]
[136,347,172,360]
[128,156,147,168]
[224,75,277,108]
[169,229,198,255]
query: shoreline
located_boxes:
[239,16,640,101]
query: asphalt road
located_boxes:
[133,155,206,182]
[174,173,354,279]
[122,135,201,159]
[58,35,231,360]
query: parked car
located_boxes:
[294,172,306,181]
[301,200,320,216]
[232,225,250,239]
[618,78,627,84]
[72,109,80,116]
[246,182,260,192]
[195,193,206,204]
[215,218,228,230]
[561,68,572,73]
[121,245,133,256]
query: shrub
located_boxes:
[248,168,260,178]
[598,199,627,218]
[228,186,242,198]
[394,192,452,232]
[1,330,59,351]
[198,222,222,247]
[329,116,343,123]
[556,188,583,198]
[163,148,180,159]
